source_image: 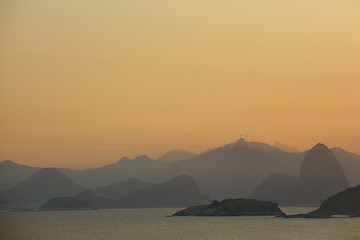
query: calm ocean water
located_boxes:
[0,208,359,240]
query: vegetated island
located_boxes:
[172,198,285,217]
[284,185,360,218]
[173,185,360,218]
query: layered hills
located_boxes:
[118,175,209,208]
[95,178,155,199]
[0,160,39,192]
[0,168,84,207]
[250,143,349,206]
[59,155,170,189]
[168,138,305,199]
[1,140,360,203]
[40,189,123,211]
[40,175,209,210]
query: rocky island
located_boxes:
[172,198,285,217]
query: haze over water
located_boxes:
[1,208,359,240]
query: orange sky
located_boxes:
[1,0,359,169]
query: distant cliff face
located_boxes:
[250,143,350,206]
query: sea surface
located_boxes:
[0,207,359,240]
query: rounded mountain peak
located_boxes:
[299,143,348,193]
[133,155,153,161]
[232,138,248,149]
[312,143,329,151]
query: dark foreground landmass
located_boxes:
[172,198,285,217]
[284,185,360,218]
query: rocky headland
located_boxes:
[284,185,360,218]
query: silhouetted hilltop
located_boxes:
[40,190,100,211]
[114,154,155,164]
[40,189,123,211]
[117,156,131,163]
[118,175,210,208]
[250,143,349,206]
[0,160,39,192]
[0,160,20,167]
[95,178,155,199]
[173,198,285,216]
[299,143,349,204]
[132,155,154,163]
[300,143,348,187]
[157,149,195,163]
[0,168,84,207]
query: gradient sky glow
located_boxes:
[1,0,359,169]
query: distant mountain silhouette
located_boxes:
[59,154,170,189]
[0,168,84,208]
[249,173,302,205]
[0,160,39,192]
[273,141,298,153]
[118,175,210,207]
[250,143,349,206]
[95,178,155,199]
[40,190,101,211]
[157,149,195,163]
[40,189,120,211]
[299,143,349,204]
[40,175,209,210]
[3,140,360,201]
[168,138,304,199]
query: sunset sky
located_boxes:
[1,0,359,169]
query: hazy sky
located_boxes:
[1,0,359,169]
